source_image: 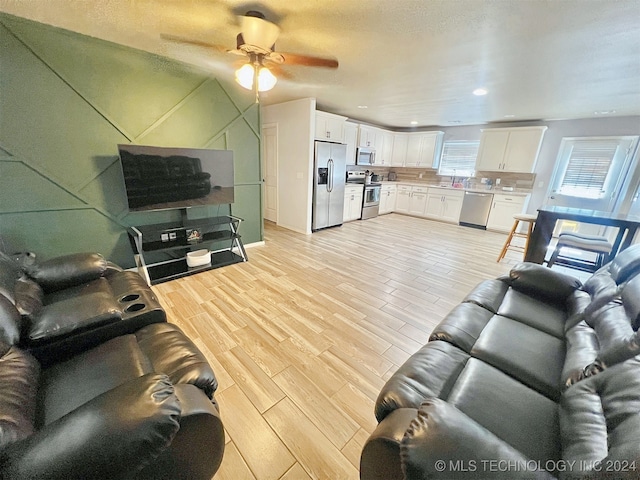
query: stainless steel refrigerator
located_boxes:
[312,141,347,231]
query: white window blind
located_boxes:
[438,141,479,177]
[558,140,620,199]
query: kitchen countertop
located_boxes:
[379,181,531,197]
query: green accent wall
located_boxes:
[0,14,262,268]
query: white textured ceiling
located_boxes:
[1,0,639,128]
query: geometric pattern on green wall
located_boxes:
[0,14,262,267]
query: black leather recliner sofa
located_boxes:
[0,251,225,479]
[121,152,212,208]
[361,244,640,480]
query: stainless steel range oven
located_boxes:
[346,171,381,220]
[362,183,381,219]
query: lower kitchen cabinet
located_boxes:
[408,186,429,216]
[424,188,464,223]
[395,185,412,213]
[379,184,397,214]
[486,193,529,232]
[343,185,364,222]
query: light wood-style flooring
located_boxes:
[152,214,527,480]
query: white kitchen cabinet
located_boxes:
[391,133,408,166]
[405,135,423,167]
[343,184,364,222]
[420,132,444,168]
[379,184,397,214]
[476,126,547,173]
[395,185,412,213]
[358,125,378,148]
[486,193,529,232]
[408,186,429,216]
[343,122,358,165]
[379,130,394,165]
[315,111,347,143]
[425,187,464,223]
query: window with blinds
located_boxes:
[438,141,479,177]
[558,139,621,199]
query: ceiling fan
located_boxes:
[161,10,339,94]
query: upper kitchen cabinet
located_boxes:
[405,132,444,168]
[343,122,358,165]
[358,125,378,148]
[378,130,394,165]
[315,111,347,143]
[476,126,547,173]
[391,133,408,166]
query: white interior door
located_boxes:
[261,124,278,223]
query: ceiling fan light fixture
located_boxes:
[235,63,256,90]
[257,66,277,91]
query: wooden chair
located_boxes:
[547,232,612,273]
[497,213,538,262]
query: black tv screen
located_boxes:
[118,144,234,212]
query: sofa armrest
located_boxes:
[400,399,555,479]
[0,373,180,480]
[26,253,112,293]
[137,384,225,479]
[507,262,582,305]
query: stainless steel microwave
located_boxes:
[356,147,376,165]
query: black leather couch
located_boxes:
[121,153,212,208]
[0,252,225,479]
[361,244,640,480]
[0,250,166,364]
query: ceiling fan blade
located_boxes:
[277,52,339,69]
[160,33,230,53]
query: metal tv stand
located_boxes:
[127,215,247,286]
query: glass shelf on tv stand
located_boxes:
[127,215,247,286]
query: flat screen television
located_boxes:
[118,144,234,212]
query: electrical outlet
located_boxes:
[496,178,501,185]
[419,173,423,178]
[538,181,544,188]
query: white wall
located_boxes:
[423,115,640,214]
[262,98,316,234]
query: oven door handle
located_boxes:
[327,159,334,192]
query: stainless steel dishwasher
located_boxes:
[459,191,494,229]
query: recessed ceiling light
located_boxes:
[448,120,462,124]
[473,88,488,96]
[594,110,616,115]
[504,114,515,118]
[410,121,418,125]
[357,105,368,109]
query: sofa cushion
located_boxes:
[14,277,44,318]
[562,321,600,387]
[26,291,122,344]
[375,340,470,422]
[0,294,21,347]
[37,334,153,426]
[428,302,494,353]
[560,356,640,464]
[621,274,640,330]
[447,358,561,464]
[497,289,566,339]
[0,346,39,448]
[461,279,509,314]
[471,315,565,401]
[586,301,634,352]
[608,244,640,284]
[135,323,218,399]
[26,252,108,294]
[508,262,582,305]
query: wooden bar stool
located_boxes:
[547,232,612,272]
[497,213,538,262]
